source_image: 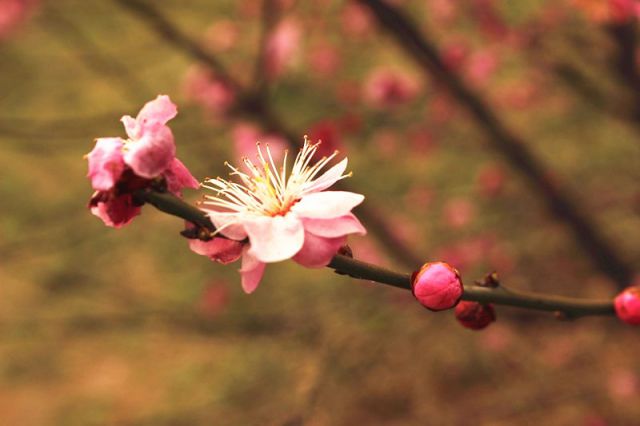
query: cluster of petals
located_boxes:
[195,138,366,293]
[86,95,198,227]
[411,261,464,311]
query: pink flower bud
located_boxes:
[614,287,640,325]
[411,262,463,311]
[455,301,496,330]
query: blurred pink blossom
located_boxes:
[427,0,459,24]
[265,18,302,80]
[363,68,421,109]
[469,0,509,40]
[198,281,231,318]
[443,198,475,229]
[607,369,639,400]
[307,43,342,78]
[231,122,287,163]
[0,0,36,40]
[198,138,366,293]
[183,66,236,120]
[341,3,373,38]
[204,20,239,52]
[307,120,343,159]
[476,163,506,197]
[572,0,640,24]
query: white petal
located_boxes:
[245,213,305,263]
[303,157,348,193]
[291,191,364,219]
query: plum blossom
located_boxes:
[197,137,366,293]
[86,95,198,228]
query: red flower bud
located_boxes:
[411,262,463,311]
[614,287,640,326]
[455,301,495,330]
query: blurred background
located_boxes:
[1,0,640,424]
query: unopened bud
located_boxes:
[411,262,463,311]
[614,287,640,326]
[454,301,496,330]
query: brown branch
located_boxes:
[356,0,635,289]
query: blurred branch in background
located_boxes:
[42,5,152,105]
[111,0,425,268]
[356,0,635,289]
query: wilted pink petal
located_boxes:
[89,192,141,228]
[86,137,125,191]
[412,262,464,311]
[240,250,267,294]
[293,232,346,268]
[265,18,301,79]
[291,191,364,219]
[188,236,244,264]
[245,214,305,263]
[301,214,366,238]
[164,158,199,196]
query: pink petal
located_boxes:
[89,192,141,228]
[136,94,178,128]
[293,232,346,268]
[188,237,244,264]
[164,158,199,196]
[244,213,305,263]
[302,213,366,238]
[303,157,348,193]
[86,137,125,191]
[291,191,364,219]
[202,210,248,240]
[123,124,176,178]
[240,250,267,294]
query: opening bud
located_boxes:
[614,287,640,326]
[454,301,496,330]
[411,261,463,311]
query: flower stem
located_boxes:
[140,189,615,319]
